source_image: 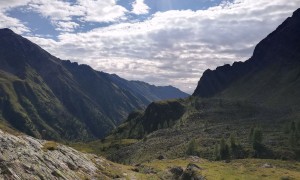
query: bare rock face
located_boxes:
[0,130,113,179]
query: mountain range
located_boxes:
[0,29,188,141]
[107,8,300,163]
[0,7,300,180]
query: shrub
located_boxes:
[42,141,58,151]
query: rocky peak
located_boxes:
[0,28,55,78]
[250,8,300,65]
[193,8,300,97]
[0,28,35,53]
[0,28,15,35]
[293,8,300,18]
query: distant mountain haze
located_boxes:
[0,28,188,141]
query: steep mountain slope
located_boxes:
[193,8,300,106]
[107,9,300,163]
[0,28,188,141]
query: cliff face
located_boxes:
[193,9,300,99]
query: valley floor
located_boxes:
[135,157,300,180]
[0,127,300,180]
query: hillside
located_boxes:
[1,129,299,180]
[105,9,300,163]
[0,28,188,141]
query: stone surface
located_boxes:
[169,166,184,176]
[0,130,118,179]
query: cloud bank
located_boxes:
[0,0,299,93]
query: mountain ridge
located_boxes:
[103,72,189,103]
[0,28,188,141]
[193,8,300,98]
[107,8,300,163]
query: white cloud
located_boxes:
[0,0,31,10]
[16,0,300,93]
[27,0,128,23]
[132,0,150,15]
[0,0,128,34]
[28,0,85,21]
[0,12,30,33]
[78,0,128,22]
[53,21,80,32]
[0,0,31,33]
[24,0,127,31]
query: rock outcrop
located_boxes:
[0,130,129,179]
[111,100,186,139]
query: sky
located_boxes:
[0,0,299,93]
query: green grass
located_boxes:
[0,119,21,136]
[42,141,59,151]
[141,158,300,180]
[94,158,300,180]
[107,97,300,164]
[68,138,138,156]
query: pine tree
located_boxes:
[230,133,236,149]
[163,121,168,128]
[219,137,230,160]
[249,126,254,142]
[157,123,162,129]
[289,131,297,148]
[253,128,263,146]
[289,121,298,148]
[252,127,264,156]
[214,143,220,160]
[204,121,209,132]
[291,121,296,132]
[186,138,198,156]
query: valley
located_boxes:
[0,4,300,180]
[0,128,299,179]
[0,28,188,141]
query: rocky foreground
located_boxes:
[1,129,300,180]
[0,130,136,180]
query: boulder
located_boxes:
[169,166,184,176]
[157,155,166,160]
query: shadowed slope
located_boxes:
[0,28,188,141]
